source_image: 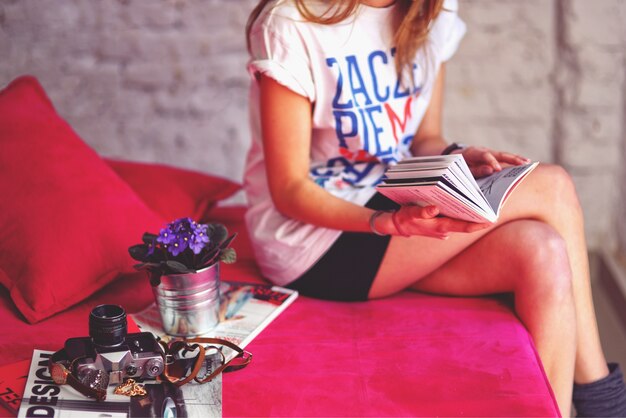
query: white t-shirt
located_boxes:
[244,0,466,286]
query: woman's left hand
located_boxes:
[460,146,531,178]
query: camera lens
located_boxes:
[89,304,127,347]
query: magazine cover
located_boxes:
[17,350,221,418]
[131,281,298,361]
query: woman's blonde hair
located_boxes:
[246,0,445,85]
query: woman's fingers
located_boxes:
[492,151,531,166]
[465,147,502,171]
[399,206,491,238]
[462,147,532,178]
[463,148,534,178]
[429,217,491,234]
[410,205,439,219]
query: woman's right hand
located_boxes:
[384,205,491,240]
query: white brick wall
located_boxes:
[0,0,257,183]
[1,0,624,250]
[552,0,625,249]
[449,0,626,248]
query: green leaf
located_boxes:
[219,248,237,264]
[200,248,219,267]
[165,260,193,274]
[142,232,158,244]
[209,223,228,245]
[218,233,237,250]
[133,262,161,270]
[128,244,150,262]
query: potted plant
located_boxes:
[129,217,236,336]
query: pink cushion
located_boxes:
[223,293,559,417]
[0,76,164,323]
[106,159,241,222]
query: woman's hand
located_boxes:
[460,146,530,178]
[386,205,491,240]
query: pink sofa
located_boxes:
[0,76,559,416]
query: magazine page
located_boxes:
[17,350,221,418]
[449,158,491,208]
[376,180,440,207]
[395,154,459,167]
[131,281,298,362]
[475,162,539,215]
[383,167,485,210]
[383,167,449,179]
[441,170,487,211]
[435,182,495,222]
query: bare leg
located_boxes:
[369,164,609,415]
[418,221,577,415]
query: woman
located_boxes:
[243,0,626,415]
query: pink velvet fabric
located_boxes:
[222,293,559,417]
[0,201,559,417]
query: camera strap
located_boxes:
[49,349,108,401]
[160,337,252,387]
[48,337,252,400]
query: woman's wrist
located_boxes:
[369,210,392,236]
[441,142,467,155]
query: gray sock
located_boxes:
[573,363,626,418]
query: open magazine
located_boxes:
[17,349,221,418]
[376,154,539,223]
[131,281,298,362]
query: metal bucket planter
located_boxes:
[152,263,221,337]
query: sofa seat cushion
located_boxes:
[0,266,559,416]
[223,292,559,416]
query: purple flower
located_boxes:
[130,216,237,279]
[186,222,207,254]
[189,231,209,254]
[156,217,211,257]
[156,227,176,245]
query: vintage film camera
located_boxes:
[63,304,165,387]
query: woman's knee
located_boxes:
[534,164,583,213]
[509,221,573,298]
